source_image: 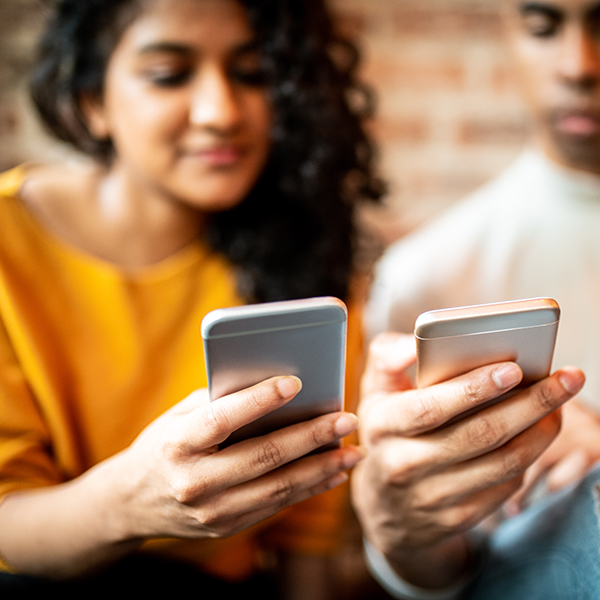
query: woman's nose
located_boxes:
[189,66,243,132]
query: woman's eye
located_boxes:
[230,68,267,87]
[146,69,192,87]
[523,13,561,38]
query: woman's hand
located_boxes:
[351,332,585,590]
[0,376,362,579]
[117,375,362,541]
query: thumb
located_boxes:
[363,332,416,395]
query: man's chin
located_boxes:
[549,130,600,175]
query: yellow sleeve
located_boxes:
[0,317,64,500]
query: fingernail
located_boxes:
[342,446,366,469]
[334,413,360,438]
[492,364,522,390]
[558,368,585,395]
[276,376,302,399]
[327,472,349,489]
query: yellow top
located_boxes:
[0,165,365,580]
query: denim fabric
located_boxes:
[467,463,600,600]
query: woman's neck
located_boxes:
[20,161,206,269]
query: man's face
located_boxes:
[503,0,600,173]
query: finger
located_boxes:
[434,477,523,539]
[434,366,583,462]
[171,376,302,454]
[197,411,361,489]
[546,449,591,493]
[362,333,416,397]
[422,412,561,508]
[361,362,523,441]
[506,450,591,516]
[194,445,365,535]
[505,457,549,515]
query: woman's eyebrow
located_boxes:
[136,39,260,58]
[138,42,192,56]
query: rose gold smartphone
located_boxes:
[202,297,347,447]
[415,298,560,420]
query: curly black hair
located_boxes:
[30,0,384,303]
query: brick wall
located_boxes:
[0,0,71,170]
[0,0,530,245]
[330,0,530,243]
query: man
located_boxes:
[352,1,600,598]
[369,0,600,417]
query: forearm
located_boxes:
[0,455,139,579]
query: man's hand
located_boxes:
[351,333,585,590]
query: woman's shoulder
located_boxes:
[0,162,100,260]
[0,165,28,199]
[0,161,96,208]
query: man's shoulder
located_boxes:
[383,152,537,261]
[366,154,538,335]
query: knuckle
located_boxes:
[269,477,298,507]
[407,391,445,431]
[170,472,198,504]
[311,418,336,448]
[254,438,286,471]
[169,466,211,505]
[193,505,221,529]
[242,385,264,411]
[161,436,184,462]
[461,377,486,406]
[382,451,423,487]
[534,381,562,413]
[204,402,231,439]
[468,414,506,449]
[500,445,530,480]
[438,505,479,534]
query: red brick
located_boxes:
[392,5,502,39]
[491,63,520,96]
[365,57,466,91]
[458,119,527,146]
[372,116,430,144]
[399,169,488,199]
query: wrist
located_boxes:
[363,532,487,600]
[81,450,146,545]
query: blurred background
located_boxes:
[0,0,530,247]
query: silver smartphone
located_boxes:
[201,296,347,447]
[415,298,560,420]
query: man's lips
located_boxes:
[553,110,600,137]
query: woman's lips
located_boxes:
[185,146,245,167]
[554,111,600,137]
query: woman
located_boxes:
[0,0,382,595]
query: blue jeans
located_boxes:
[467,462,600,600]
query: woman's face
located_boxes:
[86,0,272,211]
